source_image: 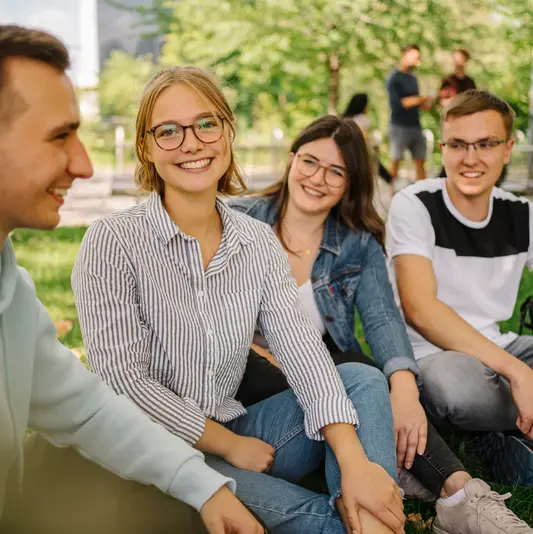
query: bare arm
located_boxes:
[401,96,427,109]
[394,254,525,380]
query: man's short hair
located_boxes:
[442,90,515,138]
[402,44,420,54]
[0,25,70,124]
[453,48,471,61]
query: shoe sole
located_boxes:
[477,432,533,486]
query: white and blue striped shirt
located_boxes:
[72,193,358,445]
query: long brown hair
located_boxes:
[262,115,386,250]
[135,66,246,196]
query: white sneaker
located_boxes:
[433,479,533,533]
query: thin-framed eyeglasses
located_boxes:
[295,153,348,188]
[146,115,225,151]
[441,138,507,155]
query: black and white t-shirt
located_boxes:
[386,178,533,360]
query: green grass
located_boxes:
[10,227,533,531]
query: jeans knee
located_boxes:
[336,362,389,396]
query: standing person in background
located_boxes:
[438,49,476,110]
[386,44,434,182]
[343,93,394,185]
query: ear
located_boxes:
[438,141,444,152]
[503,137,514,165]
[288,152,295,165]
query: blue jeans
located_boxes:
[206,363,397,533]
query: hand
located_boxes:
[420,96,434,111]
[224,435,275,473]
[390,389,428,471]
[509,363,533,439]
[340,461,405,534]
[200,485,266,534]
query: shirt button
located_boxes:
[311,276,317,283]
[207,370,214,377]
[325,316,334,322]
[198,290,205,298]
[206,329,214,336]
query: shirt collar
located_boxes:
[145,192,255,248]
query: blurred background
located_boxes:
[2,0,533,203]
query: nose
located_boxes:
[463,144,480,165]
[180,126,203,153]
[68,135,93,180]
[309,165,327,185]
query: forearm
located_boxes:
[390,370,419,398]
[401,96,425,109]
[195,418,241,459]
[322,423,368,469]
[408,298,524,379]
[251,342,280,368]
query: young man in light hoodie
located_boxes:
[0,24,265,534]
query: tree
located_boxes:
[98,50,156,123]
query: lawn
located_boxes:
[11,226,533,532]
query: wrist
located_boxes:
[390,370,419,398]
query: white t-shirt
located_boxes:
[386,178,533,360]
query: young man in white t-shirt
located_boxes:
[387,90,533,489]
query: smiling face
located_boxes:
[287,137,348,217]
[0,58,93,234]
[145,83,231,199]
[440,110,513,201]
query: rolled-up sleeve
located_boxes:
[257,229,358,440]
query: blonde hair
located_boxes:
[134,66,246,196]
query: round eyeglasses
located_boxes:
[147,115,225,151]
[296,154,347,188]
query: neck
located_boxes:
[454,66,465,77]
[399,61,410,73]
[445,180,491,222]
[162,186,220,241]
[281,200,327,240]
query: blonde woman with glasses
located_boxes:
[72,66,404,534]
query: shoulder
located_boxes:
[222,200,276,241]
[227,195,274,221]
[491,186,531,222]
[390,179,444,216]
[83,203,147,244]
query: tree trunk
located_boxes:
[327,53,340,115]
[527,48,533,186]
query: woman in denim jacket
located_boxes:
[230,115,527,534]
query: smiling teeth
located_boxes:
[463,172,482,178]
[179,158,211,169]
[303,186,324,197]
[48,188,68,197]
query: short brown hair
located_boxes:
[453,48,471,60]
[135,66,246,197]
[442,90,515,138]
[0,25,70,124]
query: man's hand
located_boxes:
[340,460,405,534]
[224,435,275,473]
[509,362,533,439]
[390,371,427,470]
[200,486,266,534]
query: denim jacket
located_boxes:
[229,196,420,383]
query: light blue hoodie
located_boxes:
[0,238,234,517]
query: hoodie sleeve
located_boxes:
[28,297,234,512]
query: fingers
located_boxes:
[372,505,405,534]
[404,430,418,470]
[396,428,408,470]
[203,518,225,534]
[417,423,428,456]
[517,414,533,437]
[345,501,362,534]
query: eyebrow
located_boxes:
[46,121,80,140]
[150,112,218,129]
[445,136,500,143]
[300,152,347,171]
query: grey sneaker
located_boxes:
[398,468,436,503]
[433,479,533,533]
